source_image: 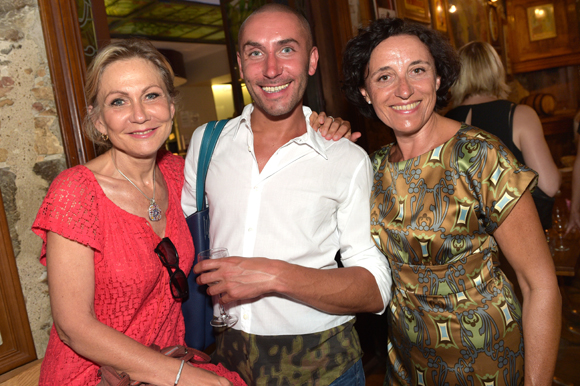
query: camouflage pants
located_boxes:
[212,319,362,386]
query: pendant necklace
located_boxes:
[111,151,162,222]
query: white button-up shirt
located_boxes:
[182,104,391,336]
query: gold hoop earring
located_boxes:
[101,133,109,141]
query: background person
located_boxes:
[183,4,392,386]
[566,110,580,233]
[343,18,561,385]
[446,41,561,230]
[32,39,234,386]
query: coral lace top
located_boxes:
[32,150,194,386]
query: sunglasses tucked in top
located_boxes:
[155,237,189,301]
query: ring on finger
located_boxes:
[328,116,335,123]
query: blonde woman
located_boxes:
[446,41,560,229]
[33,39,237,386]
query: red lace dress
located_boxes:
[32,150,194,386]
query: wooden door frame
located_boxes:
[0,190,36,375]
[38,0,100,167]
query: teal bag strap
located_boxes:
[195,119,228,211]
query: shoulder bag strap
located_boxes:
[195,119,228,211]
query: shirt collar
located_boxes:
[232,104,255,138]
[233,104,329,160]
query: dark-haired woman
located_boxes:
[342,18,560,385]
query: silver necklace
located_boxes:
[111,152,162,222]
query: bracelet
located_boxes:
[174,359,185,386]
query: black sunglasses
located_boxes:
[155,237,189,302]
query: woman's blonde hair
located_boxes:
[450,41,510,108]
[83,39,177,149]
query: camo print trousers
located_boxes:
[212,319,362,386]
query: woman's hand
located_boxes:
[179,363,233,386]
[309,111,362,142]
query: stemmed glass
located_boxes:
[553,206,569,252]
[198,248,238,328]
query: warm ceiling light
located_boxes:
[449,5,457,13]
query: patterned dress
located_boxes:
[371,125,537,386]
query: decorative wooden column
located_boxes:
[38,0,97,167]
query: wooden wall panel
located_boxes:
[507,0,580,73]
[311,0,374,150]
[0,192,36,375]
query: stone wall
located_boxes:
[0,0,65,357]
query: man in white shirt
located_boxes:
[182,4,391,385]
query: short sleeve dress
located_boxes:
[32,150,194,386]
[371,125,537,386]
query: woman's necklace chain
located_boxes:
[111,151,162,222]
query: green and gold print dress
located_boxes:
[371,125,537,386]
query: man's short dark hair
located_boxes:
[342,18,460,118]
[238,4,313,50]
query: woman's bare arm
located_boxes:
[567,113,580,234]
[513,104,561,196]
[492,191,561,386]
[46,232,231,386]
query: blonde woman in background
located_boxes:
[446,41,561,230]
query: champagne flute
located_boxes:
[553,206,569,252]
[197,248,238,328]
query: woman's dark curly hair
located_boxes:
[342,18,460,119]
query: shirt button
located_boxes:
[248,228,253,232]
[243,314,249,320]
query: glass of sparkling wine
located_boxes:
[198,248,238,328]
[553,206,569,252]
